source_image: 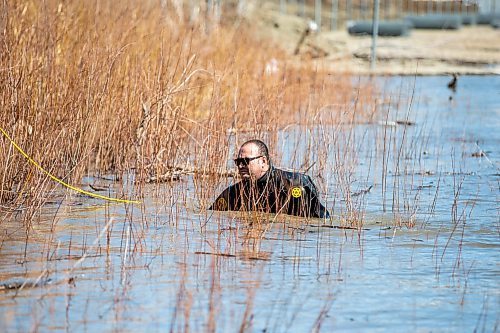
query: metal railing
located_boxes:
[269,0,498,30]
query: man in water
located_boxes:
[209,139,330,218]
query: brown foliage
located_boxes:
[0,0,376,210]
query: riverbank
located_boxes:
[250,3,500,75]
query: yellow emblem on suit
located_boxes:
[291,187,302,198]
[217,197,228,210]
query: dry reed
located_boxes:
[0,0,377,226]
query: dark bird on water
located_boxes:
[447,73,458,92]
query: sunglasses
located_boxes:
[234,156,263,166]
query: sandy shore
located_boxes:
[251,5,500,75]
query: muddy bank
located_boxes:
[250,3,500,75]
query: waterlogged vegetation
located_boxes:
[1,1,499,332]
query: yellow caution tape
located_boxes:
[0,125,140,204]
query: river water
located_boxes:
[0,76,498,332]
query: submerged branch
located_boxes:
[144,167,237,183]
[194,251,270,261]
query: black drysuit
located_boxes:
[209,166,330,218]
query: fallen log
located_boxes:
[144,167,238,183]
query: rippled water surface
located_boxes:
[0,76,498,332]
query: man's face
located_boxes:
[235,143,268,181]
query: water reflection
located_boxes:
[0,76,499,332]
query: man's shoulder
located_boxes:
[273,167,295,178]
[273,167,311,185]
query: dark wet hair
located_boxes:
[241,139,270,164]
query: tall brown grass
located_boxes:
[0,0,377,223]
